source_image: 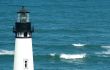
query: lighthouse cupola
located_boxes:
[17,6,30,23]
[13,6,34,38]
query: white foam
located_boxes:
[0,50,14,55]
[60,53,86,60]
[101,46,110,49]
[50,53,56,56]
[101,46,110,54]
[102,51,110,54]
[72,43,86,47]
[97,46,110,55]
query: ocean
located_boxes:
[0,0,110,70]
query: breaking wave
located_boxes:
[49,53,86,60]
[59,53,86,60]
[72,43,86,47]
[101,46,110,54]
[101,46,110,49]
[50,53,56,57]
[96,46,110,56]
[0,49,14,55]
[0,50,86,60]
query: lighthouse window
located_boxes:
[20,13,27,23]
[24,32,27,37]
[25,60,28,68]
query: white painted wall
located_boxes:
[13,38,34,70]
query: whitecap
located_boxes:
[102,50,110,55]
[101,46,110,49]
[60,53,86,60]
[50,53,56,56]
[0,49,14,55]
[96,46,110,55]
[72,43,86,47]
[101,46,110,54]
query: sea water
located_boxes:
[0,0,110,70]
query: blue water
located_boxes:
[0,0,110,70]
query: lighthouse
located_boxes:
[13,6,34,70]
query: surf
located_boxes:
[72,43,86,47]
[59,53,86,60]
[0,49,14,55]
[101,46,110,55]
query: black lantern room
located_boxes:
[13,6,34,38]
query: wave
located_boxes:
[96,46,110,55]
[72,43,86,47]
[0,50,86,60]
[0,50,14,55]
[101,51,110,55]
[59,53,86,60]
[0,49,86,60]
[50,53,56,57]
[101,46,110,49]
[101,46,110,54]
[49,53,86,60]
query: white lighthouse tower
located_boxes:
[13,6,34,70]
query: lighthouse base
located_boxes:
[13,38,34,70]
